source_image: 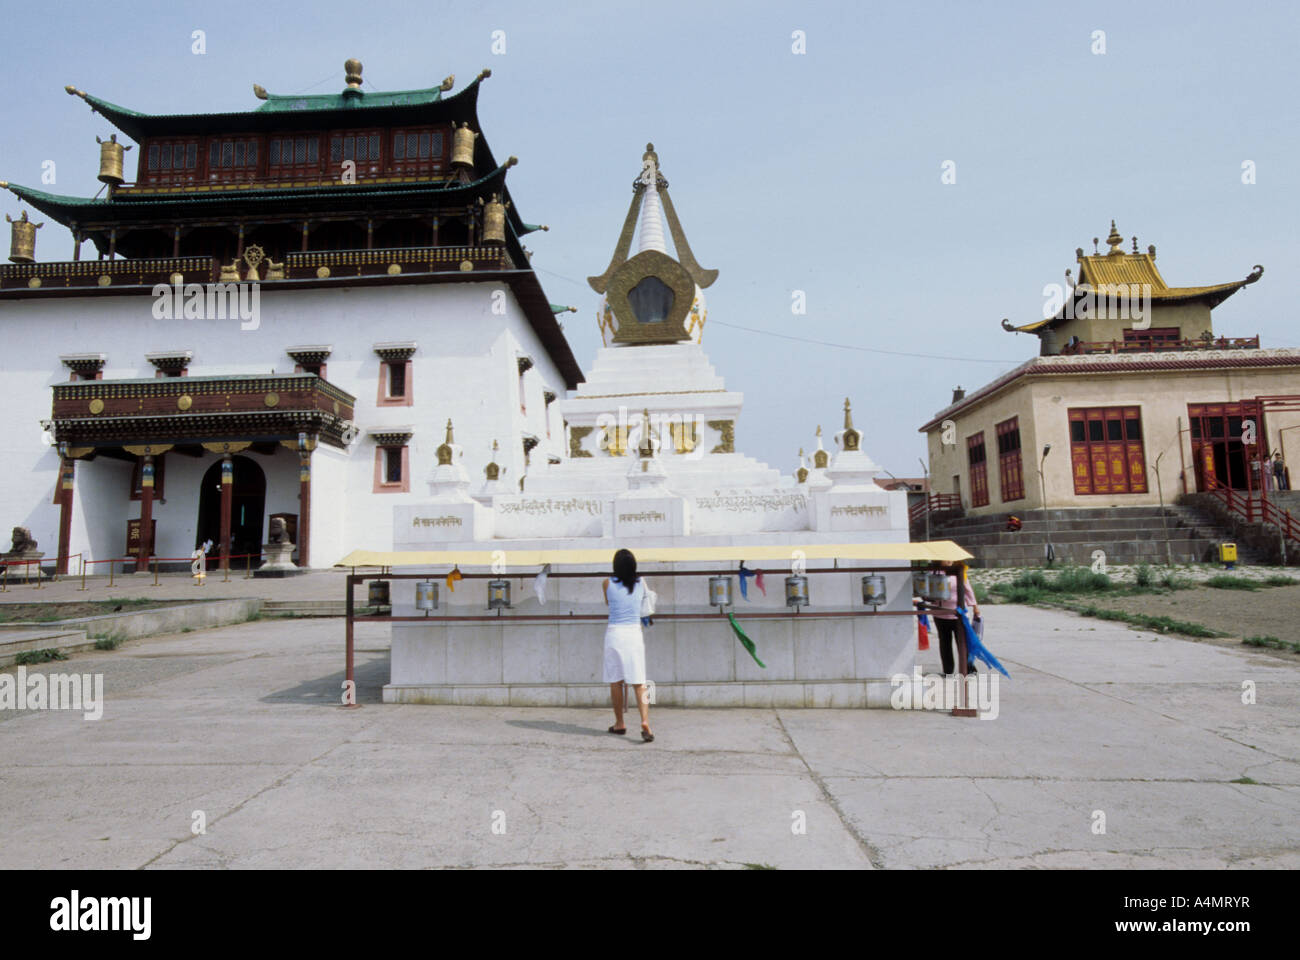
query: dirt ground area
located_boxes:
[0,599,187,623]
[1051,583,1300,652]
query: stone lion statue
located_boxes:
[268,517,292,545]
[8,527,37,555]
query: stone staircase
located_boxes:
[929,505,1256,568]
[1179,490,1300,566]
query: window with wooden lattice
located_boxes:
[995,417,1025,502]
[966,432,989,507]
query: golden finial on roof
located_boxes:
[840,398,862,453]
[445,419,454,444]
[344,59,363,89]
[1092,237,1099,254]
[1106,220,1124,255]
[64,85,86,99]
[843,397,855,430]
[436,419,455,466]
[1132,236,1138,254]
[440,75,455,91]
[253,84,268,100]
[1148,244,1156,259]
[815,425,822,437]
[476,68,492,82]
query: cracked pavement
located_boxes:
[0,603,1296,869]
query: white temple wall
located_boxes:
[1,279,574,564]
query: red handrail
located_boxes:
[1204,478,1300,546]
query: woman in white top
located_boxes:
[602,548,653,742]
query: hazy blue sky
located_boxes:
[4,0,1297,478]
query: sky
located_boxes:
[3,0,1298,479]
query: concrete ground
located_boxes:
[0,603,1296,869]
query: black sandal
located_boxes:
[641,727,654,742]
[608,725,626,735]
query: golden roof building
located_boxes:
[918,222,1300,565]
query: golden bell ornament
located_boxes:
[6,211,42,263]
[481,193,508,245]
[452,123,478,168]
[97,134,131,185]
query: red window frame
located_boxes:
[141,139,201,186]
[376,359,413,407]
[328,130,383,180]
[966,432,990,507]
[995,417,1025,502]
[372,445,410,493]
[1121,327,1181,350]
[389,126,447,177]
[1068,406,1147,495]
[265,135,320,180]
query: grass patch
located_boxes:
[1243,635,1300,653]
[13,648,68,665]
[1134,563,1154,588]
[1262,575,1299,587]
[1230,777,1259,785]
[92,635,124,650]
[992,567,1113,603]
[1204,575,1260,590]
[1068,604,1226,638]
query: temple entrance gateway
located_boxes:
[195,456,266,566]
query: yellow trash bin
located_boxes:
[1218,542,1237,566]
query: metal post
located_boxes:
[1038,445,1053,565]
[1153,452,1173,567]
[80,555,87,591]
[343,574,359,709]
[153,557,160,586]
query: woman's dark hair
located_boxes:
[612,548,638,594]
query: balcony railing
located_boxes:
[0,245,514,293]
[1059,335,1260,356]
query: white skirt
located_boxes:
[603,623,646,684]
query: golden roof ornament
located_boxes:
[436,419,455,466]
[796,448,809,484]
[813,426,829,469]
[1106,220,1124,256]
[484,439,501,481]
[637,408,657,458]
[840,398,862,452]
[344,58,363,89]
[252,83,269,100]
[440,75,455,91]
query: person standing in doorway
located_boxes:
[930,562,981,677]
[602,548,653,742]
[1274,451,1289,491]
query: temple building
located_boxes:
[0,60,581,572]
[918,222,1300,563]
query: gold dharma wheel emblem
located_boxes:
[316,266,330,279]
[177,394,193,411]
[459,260,474,272]
[27,277,41,289]
[387,263,401,275]
[97,275,112,287]
[265,392,280,407]
[88,398,105,414]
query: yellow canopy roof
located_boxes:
[335,541,973,569]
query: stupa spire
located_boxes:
[636,144,667,255]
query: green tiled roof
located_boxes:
[65,74,486,140]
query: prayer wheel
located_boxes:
[708,575,733,607]
[452,123,478,168]
[785,575,809,608]
[481,194,507,245]
[368,580,391,607]
[862,574,887,607]
[6,211,41,263]
[923,571,950,601]
[415,580,439,613]
[488,578,511,610]
[97,135,128,185]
